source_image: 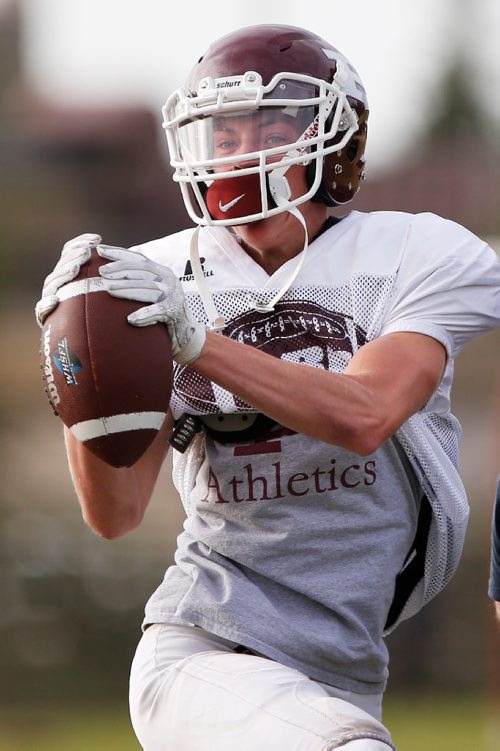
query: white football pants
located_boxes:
[129,624,394,751]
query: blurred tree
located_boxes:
[425,62,491,147]
[351,45,500,235]
[421,0,500,157]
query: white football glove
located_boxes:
[35,233,102,327]
[98,245,206,366]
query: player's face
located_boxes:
[208,111,325,257]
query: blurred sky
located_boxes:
[3,0,500,169]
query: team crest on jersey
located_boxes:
[172,301,367,414]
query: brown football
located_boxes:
[40,249,173,467]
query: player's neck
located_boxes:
[232,203,328,275]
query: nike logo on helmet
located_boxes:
[218,194,245,212]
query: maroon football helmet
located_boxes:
[162,25,369,225]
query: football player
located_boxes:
[36,24,500,751]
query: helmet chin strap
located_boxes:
[190,170,309,330]
[249,170,309,313]
[189,226,225,331]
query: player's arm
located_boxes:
[35,236,174,540]
[98,246,445,454]
[192,330,446,455]
[64,412,173,539]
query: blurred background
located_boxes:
[0,0,499,749]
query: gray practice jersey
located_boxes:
[146,431,421,693]
[132,210,500,694]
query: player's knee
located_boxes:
[332,739,393,750]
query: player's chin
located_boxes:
[234,209,287,235]
[233,217,266,233]
[232,218,281,250]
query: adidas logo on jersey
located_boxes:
[179,258,214,282]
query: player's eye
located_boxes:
[264,133,289,147]
[215,138,238,153]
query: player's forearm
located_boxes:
[64,417,171,538]
[191,332,385,454]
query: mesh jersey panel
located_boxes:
[389,412,469,629]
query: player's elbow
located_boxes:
[88,519,127,540]
[81,501,144,540]
[85,516,140,540]
[344,428,386,457]
[352,419,390,456]
[321,409,388,456]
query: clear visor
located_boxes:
[167,77,327,171]
[176,104,316,169]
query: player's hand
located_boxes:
[98,245,206,366]
[35,233,102,327]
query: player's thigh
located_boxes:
[129,624,393,751]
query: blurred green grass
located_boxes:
[0,696,498,751]
[384,695,498,751]
[0,703,140,751]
